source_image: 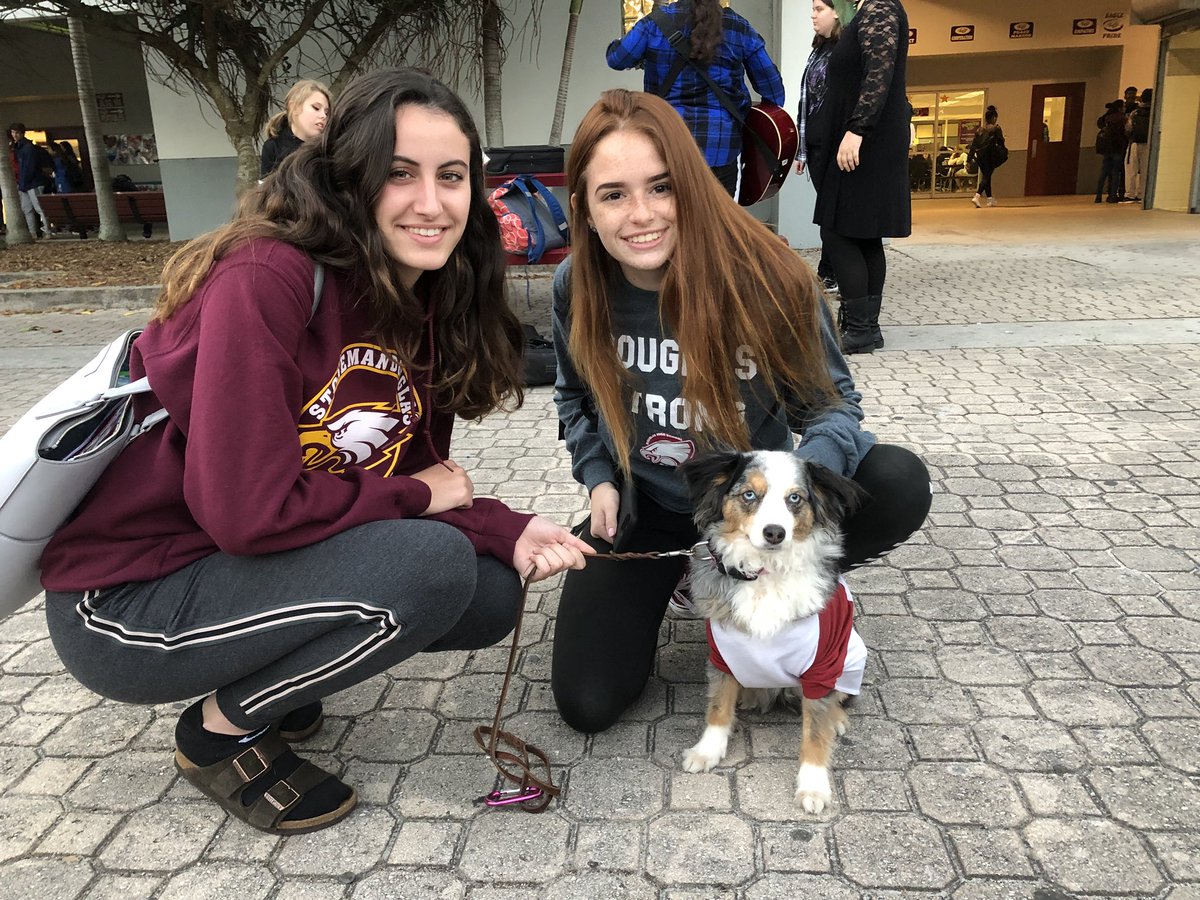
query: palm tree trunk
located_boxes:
[231,132,260,194]
[482,0,504,147]
[548,0,584,146]
[68,14,125,242]
[0,148,34,246]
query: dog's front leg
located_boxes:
[683,669,741,772]
[795,693,845,813]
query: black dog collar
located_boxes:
[713,553,761,582]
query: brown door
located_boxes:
[1025,82,1086,196]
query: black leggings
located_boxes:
[819,227,886,299]
[978,163,995,198]
[551,444,932,733]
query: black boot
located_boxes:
[840,296,875,355]
[867,294,884,349]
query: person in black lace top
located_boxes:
[809,0,911,354]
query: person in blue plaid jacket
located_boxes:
[607,0,784,197]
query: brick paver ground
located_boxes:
[1,199,1198,898]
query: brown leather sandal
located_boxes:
[175,728,356,834]
[278,702,324,743]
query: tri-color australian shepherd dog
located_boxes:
[680,450,869,813]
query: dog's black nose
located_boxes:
[762,524,785,545]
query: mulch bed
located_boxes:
[0,238,182,289]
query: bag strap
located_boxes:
[524,176,569,244]
[129,258,325,440]
[510,176,547,264]
[648,7,784,181]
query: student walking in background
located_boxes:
[1095,99,1128,204]
[260,79,331,178]
[1123,89,1152,204]
[967,105,1004,208]
[606,0,784,197]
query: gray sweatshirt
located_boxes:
[552,258,876,514]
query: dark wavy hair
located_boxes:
[154,67,523,419]
[688,0,725,64]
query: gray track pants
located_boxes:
[46,520,520,729]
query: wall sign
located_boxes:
[1073,17,1097,35]
[950,24,975,42]
[908,27,917,44]
[96,92,125,123]
[1102,11,1126,39]
[1010,21,1034,39]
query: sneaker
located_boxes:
[987,198,997,207]
[820,275,839,294]
[666,573,701,618]
[970,193,981,208]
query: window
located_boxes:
[622,0,728,34]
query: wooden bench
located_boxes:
[485,172,570,267]
[38,191,168,239]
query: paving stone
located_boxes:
[1029,679,1139,726]
[1139,719,1200,773]
[204,817,279,863]
[459,810,569,883]
[745,872,861,898]
[758,823,832,874]
[1025,817,1163,895]
[340,709,439,763]
[985,617,1078,652]
[1124,615,1200,653]
[969,687,1037,718]
[0,857,93,900]
[948,827,1036,878]
[644,812,754,886]
[66,751,175,811]
[573,820,643,871]
[877,679,976,724]
[274,805,395,876]
[907,725,978,761]
[1,638,65,675]
[1073,726,1158,764]
[36,809,123,856]
[350,869,465,900]
[1126,686,1200,718]
[386,820,461,866]
[543,872,657,900]
[155,863,276,900]
[563,757,664,820]
[859,615,937,651]
[840,770,909,811]
[1016,773,1103,817]
[98,800,222,871]
[653,715,748,770]
[909,762,1024,826]
[20,676,104,715]
[0,744,38,792]
[1088,765,1200,831]
[835,717,911,770]
[39,704,152,757]
[668,770,731,811]
[833,812,956,889]
[79,874,162,900]
[394,755,499,818]
[936,646,1029,685]
[0,794,61,862]
[906,588,989,621]
[1,711,67,746]
[1147,831,1200,881]
[973,717,1087,772]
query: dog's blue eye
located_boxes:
[788,492,803,504]
[741,490,757,502]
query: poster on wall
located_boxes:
[958,120,981,144]
[104,134,158,165]
[95,92,125,123]
[1010,22,1034,39]
[950,24,975,43]
[908,27,917,44]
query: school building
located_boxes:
[2,0,1198,246]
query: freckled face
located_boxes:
[374,105,472,289]
[583,129,677,291]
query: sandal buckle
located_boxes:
[231,745,270,783]
[264,779,301,812]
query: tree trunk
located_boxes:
[0,148,33,246]
[68,14,124,242]
[482,0,504,147]
[548,0,584,146]
[230,131,261,195]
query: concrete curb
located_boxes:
[0,284,161,312]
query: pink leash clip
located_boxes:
[479,785,543,807]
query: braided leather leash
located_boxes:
[474,544,707,812]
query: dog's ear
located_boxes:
[807,462,870,525]
[682,451,747,529]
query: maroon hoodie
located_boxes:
[41,239,532,591]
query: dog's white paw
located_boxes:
[682,745,721,773]
[682,726,730,773]
[794,763,832,813]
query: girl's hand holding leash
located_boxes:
[413,460,474,514]
[514,517,594,582]
[589,482,619,541]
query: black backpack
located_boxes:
[1096,126,1116,156]
[1129,107,1150,143]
